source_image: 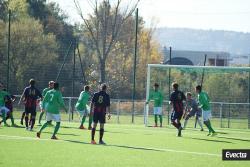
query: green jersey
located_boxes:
[75,91,90,111]
[42,87,52,97]
[42,89,66,114]
[0,90,9,106]
[198,91,210,111]
[148,90,163,107]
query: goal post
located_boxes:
[145,64,250,128]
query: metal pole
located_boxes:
[7,10,11,91]
[132,8,138,123]
[168,46,172,125]
[72,40,76,121]
[145,65,151,126]
[76,44,86,84]
[56,42,73,81]
[220,103,223,128]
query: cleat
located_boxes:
[51,135,58,140]
[99,140,106,145]
[88,126,92,130]
[26,127,29,130]
[20,121,23,125]
[79,125,85,129]
[211,132,217,137]
[207,133,211,136]
[153,124,158,127]
[36,132,41,138]
[200,128,204,131]
[91,140,97,144]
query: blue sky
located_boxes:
[49,0,250,32]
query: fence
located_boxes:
[11,96,250,129]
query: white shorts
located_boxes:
[46,112,61,122]
[153,107,162,115]
[77,109,89,117]
[202,110,212,121]
[76,105,90,117]
[0,106,10,115]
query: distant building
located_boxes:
[229,54,250,65]
[162,47,230,66]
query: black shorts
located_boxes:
[171,111,183,121]
[25,107,36,116]
[93,111,106,124]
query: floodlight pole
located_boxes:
[168,46,172,125]
[248,56,250,129]
[71,39,77,121]
[132,8,138,123]
[7,10,11,91]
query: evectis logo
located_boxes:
[222,149,250,161]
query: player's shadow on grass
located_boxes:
[105,130,130,134]
[217,136,250,142]
[43,131,80,136]
[189,137,233,144]
[63,139,164,152]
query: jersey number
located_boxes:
[98,96,103,103]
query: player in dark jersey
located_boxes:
[19,79,42,131]
[170,82,186,137]
[90,83,111,145]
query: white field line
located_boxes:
[0,134,220,157]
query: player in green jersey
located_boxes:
[36,82,67,139]
[146,83,164,127]
[75,85,92,130]
[0,83,10,126]
[195,85,216,136]
[38,81,54,124]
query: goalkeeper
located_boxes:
[183,92,203,131]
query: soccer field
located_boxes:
[0,122,250,167]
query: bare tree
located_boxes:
[74,0,139,83]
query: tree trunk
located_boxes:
[99,59,106,83]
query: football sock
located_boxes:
[207,120,215,133]
[183,119,188,129]
[204,121,211,133]
[2,111,6,125]
[154,115,158,125]
[100,128,104,142]
[81,116,86,126]
[91,128,96,140]
[21,112,25,123]
[197,118,203,129]
[25,116,29,128]
[159,115,163,124]
[10,114,14,125]
[53,122,60,136]
[30,118,36,129]
[39,121,49,133]
[39,112,44,124]
[88,115,93,128]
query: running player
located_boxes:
[38,81,54,124]
[195,85,216,136]
[90,83,111,144]
[19,79,42,130]
[75,85,92,130]
[183,92,203,131]
[37,82,67,140]
[146,83,164,127]
[170,82,186,137]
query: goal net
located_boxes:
[144,64,250,129]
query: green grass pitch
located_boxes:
[0,121,250,167]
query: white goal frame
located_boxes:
[144,64,250,127]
